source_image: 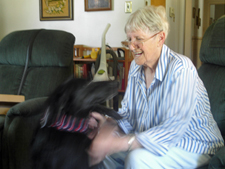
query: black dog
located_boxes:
[31,77,122,169]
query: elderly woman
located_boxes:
[88,5,224,169]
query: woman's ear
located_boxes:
[158,31,165,46]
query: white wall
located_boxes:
[166,0,185,54]
[0,0,144,47]
[0,0,185,53]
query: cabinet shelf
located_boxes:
[73,57,96,62]
[73,57,130,63]
[73,45,133,92]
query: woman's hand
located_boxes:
[87,118,121,166]
[90,112,107,127]
[87,116,98,139]
[87,112,107,139]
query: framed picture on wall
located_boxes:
[85,0,112,11]
[40,0,73,21]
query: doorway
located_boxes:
[185,0,225,68]
[203,0,225,35]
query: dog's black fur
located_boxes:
[31,77,122,169]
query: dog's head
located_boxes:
[73,80,119,115]
[42,77,121,127]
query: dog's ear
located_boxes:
[91,104,122,120]
[76,80,119,108]
[44,78,89,120]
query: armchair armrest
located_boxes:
[6,97,46,117]
[208,146,225,169]
[2,97,47,169]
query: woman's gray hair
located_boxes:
[125,5,169,39]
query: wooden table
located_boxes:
[0,94,25,115]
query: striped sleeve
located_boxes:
[117,61,136,134]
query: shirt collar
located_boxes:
[129,44,170,82]
[155,44,170,82]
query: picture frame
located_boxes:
[40,0,73,21]
[85,0,112,12]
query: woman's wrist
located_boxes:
[114,134,136,152]
[127,135,135,151]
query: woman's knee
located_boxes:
[125,148,165,169]
[125,149,149,168]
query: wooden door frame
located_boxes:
[151,0,166,7]
[203,0,225,35]
[184,0,192,59]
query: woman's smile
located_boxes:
[133,51,143,59]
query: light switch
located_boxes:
[125,1,132,13]
[169,7,174,17]
[171,8,174,14]
[169,7,175,21]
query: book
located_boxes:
[83,64,88,79]
[117,62,125,90]
[74,63,92,79]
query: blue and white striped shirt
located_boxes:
[118,44,224,156]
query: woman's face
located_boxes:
[126,29,162,67]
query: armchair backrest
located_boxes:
[198,16,225,140]
[0,29,75,100]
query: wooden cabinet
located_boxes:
[73,45,133,93]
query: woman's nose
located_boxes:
[129,42,136,51]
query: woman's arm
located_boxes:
[88,117,142,166]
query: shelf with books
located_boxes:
[73,45,133,93]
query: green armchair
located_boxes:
[0,29,75,169]
[198,16,225,168]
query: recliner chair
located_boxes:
[198,16,225,169]
[0,29,75,169]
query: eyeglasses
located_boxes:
[122,31,162,49]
